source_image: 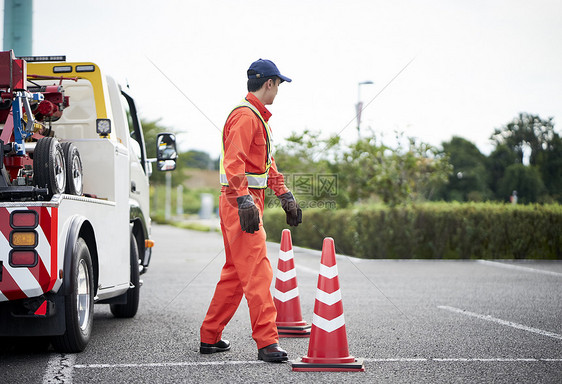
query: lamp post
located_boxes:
[356,81,373,139]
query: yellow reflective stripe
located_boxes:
[219,173,228,185]
[219,99,273,188]
[220,169,270,188]
[246,174,268,188]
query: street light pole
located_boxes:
[356,80,373,139]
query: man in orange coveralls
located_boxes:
[200,59,302,363]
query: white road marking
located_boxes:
[477,260,562,277]
[72,358,562,369]
[75,360,266,369]
[43,354,76,384]
[365,358,428,362]
[438,305,562,340]
[366,358,562,362]
[432,358,539,362]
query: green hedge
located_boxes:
[263,203,562,259]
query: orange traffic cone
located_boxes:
[291,237,365,372]
[273,229,311,338]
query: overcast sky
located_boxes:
[6,0,562,158]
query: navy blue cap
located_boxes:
[247,59,292,83]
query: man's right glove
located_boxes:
[278,192,303,227]
[237,195,260,234]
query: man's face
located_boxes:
[264,78,281,105]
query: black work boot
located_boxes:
[257,343,288,362]
[200,340,231,354]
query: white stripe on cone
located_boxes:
[274,287,300,302]
[278,249,293,262]
[315,289,342,306]
[319,264,338,279]
[276,268,297,282]
[312,313,346,333]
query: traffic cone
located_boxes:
[273,229,311,338]
[291,237,365,372]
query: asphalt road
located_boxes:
[1,223,561,383]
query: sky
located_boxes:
[4,0,562,159]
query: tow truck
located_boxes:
[0,51,177,352]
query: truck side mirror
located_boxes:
[156,133,177,171]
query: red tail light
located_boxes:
[9,250,38,267]
[11,211,39,228]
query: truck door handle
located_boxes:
[131,181,137,193]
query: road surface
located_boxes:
[1,223,561,383]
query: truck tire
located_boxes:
[51,238,94,352]
[110,234,140,318]
[33,137,66,197]
[61,142,83,196]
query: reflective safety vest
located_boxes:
[219,100,273,189]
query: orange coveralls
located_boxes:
[200,93,289,349]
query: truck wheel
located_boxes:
[51,238,94,353]
[110,234,140,318]
[61,142,83,196]
[33,137,66,197]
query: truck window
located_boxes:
[121,91,148,174]
[120,94,142,161]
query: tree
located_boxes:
[535,134,562,202]
[491,113,557,166]
[490,112,562,202]
[180,150,214,170]
[497,164,546,203]
[273,129,346,208]
[274,130,452,207]
[437,136,491,201]
[487,144,518,199]
[339,132,452,206]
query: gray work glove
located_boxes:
[237,195,260,234]
[278,192,303,227]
